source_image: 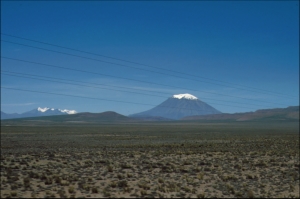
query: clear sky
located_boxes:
[1,1,299,115]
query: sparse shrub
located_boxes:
[92,187,98,193]
[117,173,123,179]
[235,191,243,197]
[203,167,211,171]
[138,181,150,190]
[126,173,133,178]
[290,184,295,191]
[103,189,110,197]
[118,180,128,187]
[23,177,30,188]
[83,184,90,191]
[179,166,188,173]
[58,189,66,198]
[140,190,147,196]
[121,163,132,169]
[197,172,204,180]
[183,160,191,165]
[123,187,131,193]
[247,190,254,198]
[197,192,205,198]
[29,171,39,179]
[246,174,254,179]
[158,178,164,183]
[45,177,53,185]
[31,192,36,198]
[110,181,117,188]
[68,186,75,194]
[54,176,61,184]
[226,183,235,194]
[234,164,242,169]
[107,165,113,172]
[10,191,17,197]
[9,183,17,190]
[194,167,201,172]
[182,186,191,192]
[40,174,47,181]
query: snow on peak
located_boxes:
[37,107,50,112]
[59,109,77,114]
[37,107,77,114]
[172,93,198,100]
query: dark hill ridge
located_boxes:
[69,111,129,121]
[182,106,299,121]
[2,111,135,123]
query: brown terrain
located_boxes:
[0,107,299,198]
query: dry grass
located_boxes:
[0,121,299,198]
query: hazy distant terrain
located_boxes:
[1,106,298,126]
[1,107,76,120]
[182,106,299,122]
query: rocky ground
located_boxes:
[1,123,299,198]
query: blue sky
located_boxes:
[1,1,299,115]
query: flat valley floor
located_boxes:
[1,121,299,198]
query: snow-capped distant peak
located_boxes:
[172,93,198,100]
[59,109,77,114]
[37,107,50,112]
[37,107,77,114]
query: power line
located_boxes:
[1,72,165,98]
[1,86,253,113]
[2,70,276,109]
[1,38,297,99]
[0,56,199,94]
[2,33,297,99]
[1,56,287,106]
[1,70,276,108]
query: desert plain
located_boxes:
[0,120,299,198]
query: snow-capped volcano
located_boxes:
[172,93,198,100]
[130,94,221,120]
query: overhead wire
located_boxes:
[1,86,264,112]
[1,56,288,106]
[1,39,297,100]
[1,70,277,109]
[1,33,296,99]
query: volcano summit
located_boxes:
[130,93,221,120]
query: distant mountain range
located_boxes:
[130,93,221,120]
[1,106,298,124]
[1,94,299,123]
[1,94,221,120]
[182,106,299,121]
[1,107,77,120]
[1,111,137,124]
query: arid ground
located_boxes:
[1,121,299,198]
